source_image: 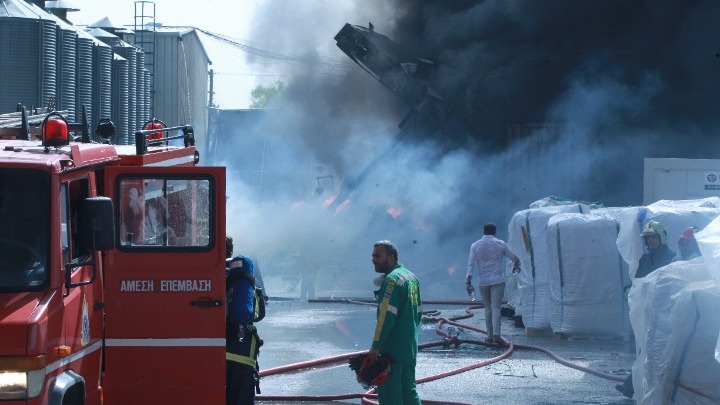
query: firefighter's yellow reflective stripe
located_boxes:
[373,279,396,342]
[226,334,258,367]
[226,352,256,368]
[387,305,398,314]
[254,295,261,319]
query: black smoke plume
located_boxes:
[219,0,720,298]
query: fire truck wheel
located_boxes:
[49,371,85,405]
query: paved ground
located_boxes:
[254,299,637,405]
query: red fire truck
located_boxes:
[0,110,227,404]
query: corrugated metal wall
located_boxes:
[153,29,209,152]
[153,33,180,125]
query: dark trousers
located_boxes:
[620,374,634,397]
[226,362,256,405]
[226,325,261,405]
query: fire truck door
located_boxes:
[103,166,226,404]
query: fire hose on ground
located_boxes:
[256,298,626,404]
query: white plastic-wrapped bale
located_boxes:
[546,213,631,336]
[629,258,714,403]
[632,261,709,398]
[507,203,588,330]
[653,281,720,404]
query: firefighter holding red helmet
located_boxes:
[368,240,423,405]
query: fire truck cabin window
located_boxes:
[119,177,211,248]
[0,170,49,291]
[61,177,90,266]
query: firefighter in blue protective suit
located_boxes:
[225,236,264,405]
[368,240,423,405]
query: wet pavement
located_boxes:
[254,297,638,405]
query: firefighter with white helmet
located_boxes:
[616,219,677,398]
[635,220,676,279]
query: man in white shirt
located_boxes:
[466,223,520,345]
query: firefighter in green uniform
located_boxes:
[368,240,423,405]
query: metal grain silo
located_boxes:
[0,0,57,113]
[87,28,114,141]
[75,29,95,126]
[45,1,91,125]
[145,70,152,126]
[90,16,137,138]
[113,41,137,137]
[52,15,77,119]
[112,54,129,144]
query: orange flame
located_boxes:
[387,206,403,218]
[321,193,338,209]
[335,320,350,337]
[334,199,351,216]
[415,221,431,230]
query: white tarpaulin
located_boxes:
[507,204,588,330]
[695,215,720,365]
[546,213,631,336]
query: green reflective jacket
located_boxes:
[372,264,422,361]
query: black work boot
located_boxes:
[614,375,634,398]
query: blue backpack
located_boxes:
[226,256,265,325]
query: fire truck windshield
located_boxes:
[0,170,49,292]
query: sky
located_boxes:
[69,0,260,108]
[69,0,257,36]
[67,0,391,109]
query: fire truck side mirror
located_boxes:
[80,197,115,251]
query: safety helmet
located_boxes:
[641,220,667,244]
[348,353,392,389]
[680,226,699,241]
